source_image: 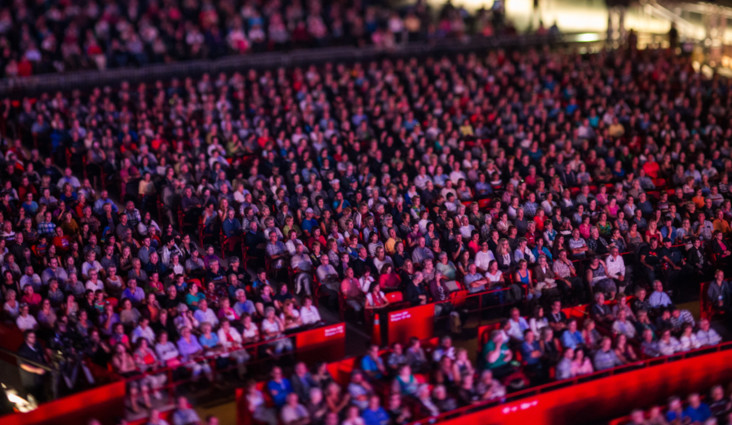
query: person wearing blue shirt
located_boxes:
[222,209,242,237]
[233,289,256,316]
[361,395,390,425]
[361,345,386,380]
[301,208,319,234]
[660,218,677,241]
[520,330,543,369]
[682,393,711,423]
[21,195,38,215]
[665,396,685,423]
[121,279,146,305]
[592,337,622,371]
[198,322,220,351]
[561,319,584,349]
[266,366,293,407]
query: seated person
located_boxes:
[560,319,584,350]
[592,337,622,371]
[640,329,660,358]
[657,328,681,356]
[361,345,387,380]
[585,255,617,299]
[505,307,530,343]
[590,292,615,325]
[696,318,722,346]
[648,280,673,311]
[611,309,636,340]
[482,330,513,379]
[267,366,293,408]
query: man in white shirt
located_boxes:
[611,309,636,339]
[648,280,673,309]
[696,319,722,346]
[131,317,156,345]
[280,393,309,424]
[16,304,38,331]
[475,242,496,273]
[506,307,529,343]
[217,320,250,379]
[193,299,219,329]
[299,297,322,325]
[19,265,42,291]
[605,245,626,293]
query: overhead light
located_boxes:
[573,33,603,42]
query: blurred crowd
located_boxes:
[2,43,732,423]
[625,385,732,425]
[0,0,519,78]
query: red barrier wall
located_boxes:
[1,381,126,425]
[294,322,346,364]
[430,348,732,425]
[387,304,434,345]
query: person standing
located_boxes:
[17,330,49,402]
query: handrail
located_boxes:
[407,341,732,424]
[362,285,514,327]
[0,33,602,98]
[0,346,55,373]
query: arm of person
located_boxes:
[486,340,504,364]
[20,362,46,374]
[640,254,652,269]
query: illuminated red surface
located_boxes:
[387,304,435,345]
[433,347,732,425]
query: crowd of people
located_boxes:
[84,395,220,425]
[1,36,732,423]
[0,0,517,78]
[243,295,727,425]
[624,385,732,425]
[244,341,506,425]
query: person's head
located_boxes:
[510,307,520,321]
[688,393,701,408]
[641,328,653,343]
[618,308,627,322]
[601,336,612,351]
[24,330,36,345]
[661,328,672,341]
[711,385,724,401]
[700,318,711,331]
[524,329,535,343]
[616,333,627,348]
[668,395,682,411]
[563,347,574,360]
[653,280,664,292]
[715,269,725,281]
[295,361,308,377]
[629,409,645,424]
